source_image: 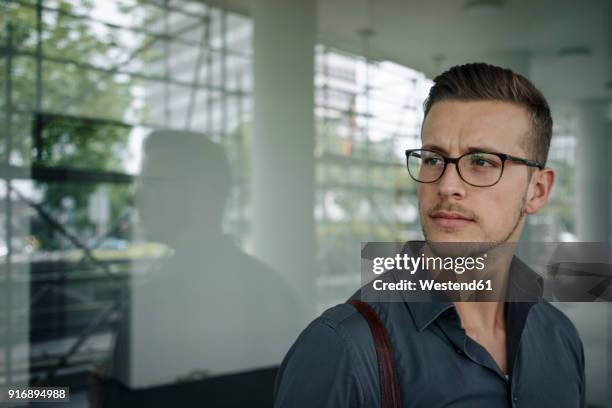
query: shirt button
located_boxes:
[513,395,518,402]
[456,348,463,355]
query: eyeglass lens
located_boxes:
[407,150,504,186]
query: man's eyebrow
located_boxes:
[421,144,448,154]
[421,144,503,155]
[464,146,503,154]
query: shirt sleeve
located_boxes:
[273,318,364,408]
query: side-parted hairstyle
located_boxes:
[423,63,553,166]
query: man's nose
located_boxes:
[437,162,467,199]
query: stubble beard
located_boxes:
[421,191,528,257]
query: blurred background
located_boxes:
[0,0,610,406]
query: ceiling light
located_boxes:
[464,0,505,13]
[557,46,591,58]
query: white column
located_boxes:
[575,98,612,405]
[575,99,610,242]
[251,0,317,322]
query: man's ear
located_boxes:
[524,167,555,214]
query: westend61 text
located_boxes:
[372,279,493,292]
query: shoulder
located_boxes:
[318,302,373,336]
[531,302,580,336]
[528,301,584,356]
[273,303,379,407]
[281,303,367,356]
[281,302,377,371]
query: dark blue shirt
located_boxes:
[274,255,585,407]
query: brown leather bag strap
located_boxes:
[348,299,402,408]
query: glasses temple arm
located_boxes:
[506,155,544,169]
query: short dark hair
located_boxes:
[423,62,553,165]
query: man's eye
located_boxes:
[423,157,442,166]
[472,158,490,166]
[470,155,497,167]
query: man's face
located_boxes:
[418,100,535,243]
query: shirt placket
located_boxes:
[435,310,515,404]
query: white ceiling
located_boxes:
[315,0,612,104]
[224,0,611,109]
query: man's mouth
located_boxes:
[430,210,475,229]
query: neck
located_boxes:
[454,301,506,332]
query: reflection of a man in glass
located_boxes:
[111,130,299,393]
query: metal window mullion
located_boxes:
[10,106,239,139]
[206,9,213,136]
[363,57,373,238]
[14,0,251,59]
[322,47,330,227]
[13,50,240,95]
[221,7,228,139]
[163,0,171,126]
[139,0,211,22]
[35,0,43,161]
[3,22,14,386]
[184,12,210,130]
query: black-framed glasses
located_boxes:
[405,148,544,187]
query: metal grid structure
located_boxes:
[1,0,253,386]
[313,45,433,309]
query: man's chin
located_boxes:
[422,228,499,259]
[423,225,481,243]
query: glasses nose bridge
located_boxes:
[444,156,461,166]
[439,155,464,182]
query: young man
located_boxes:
[273,63,585,407]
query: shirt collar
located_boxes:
[506,255,544,302]
[396,240,544,332]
